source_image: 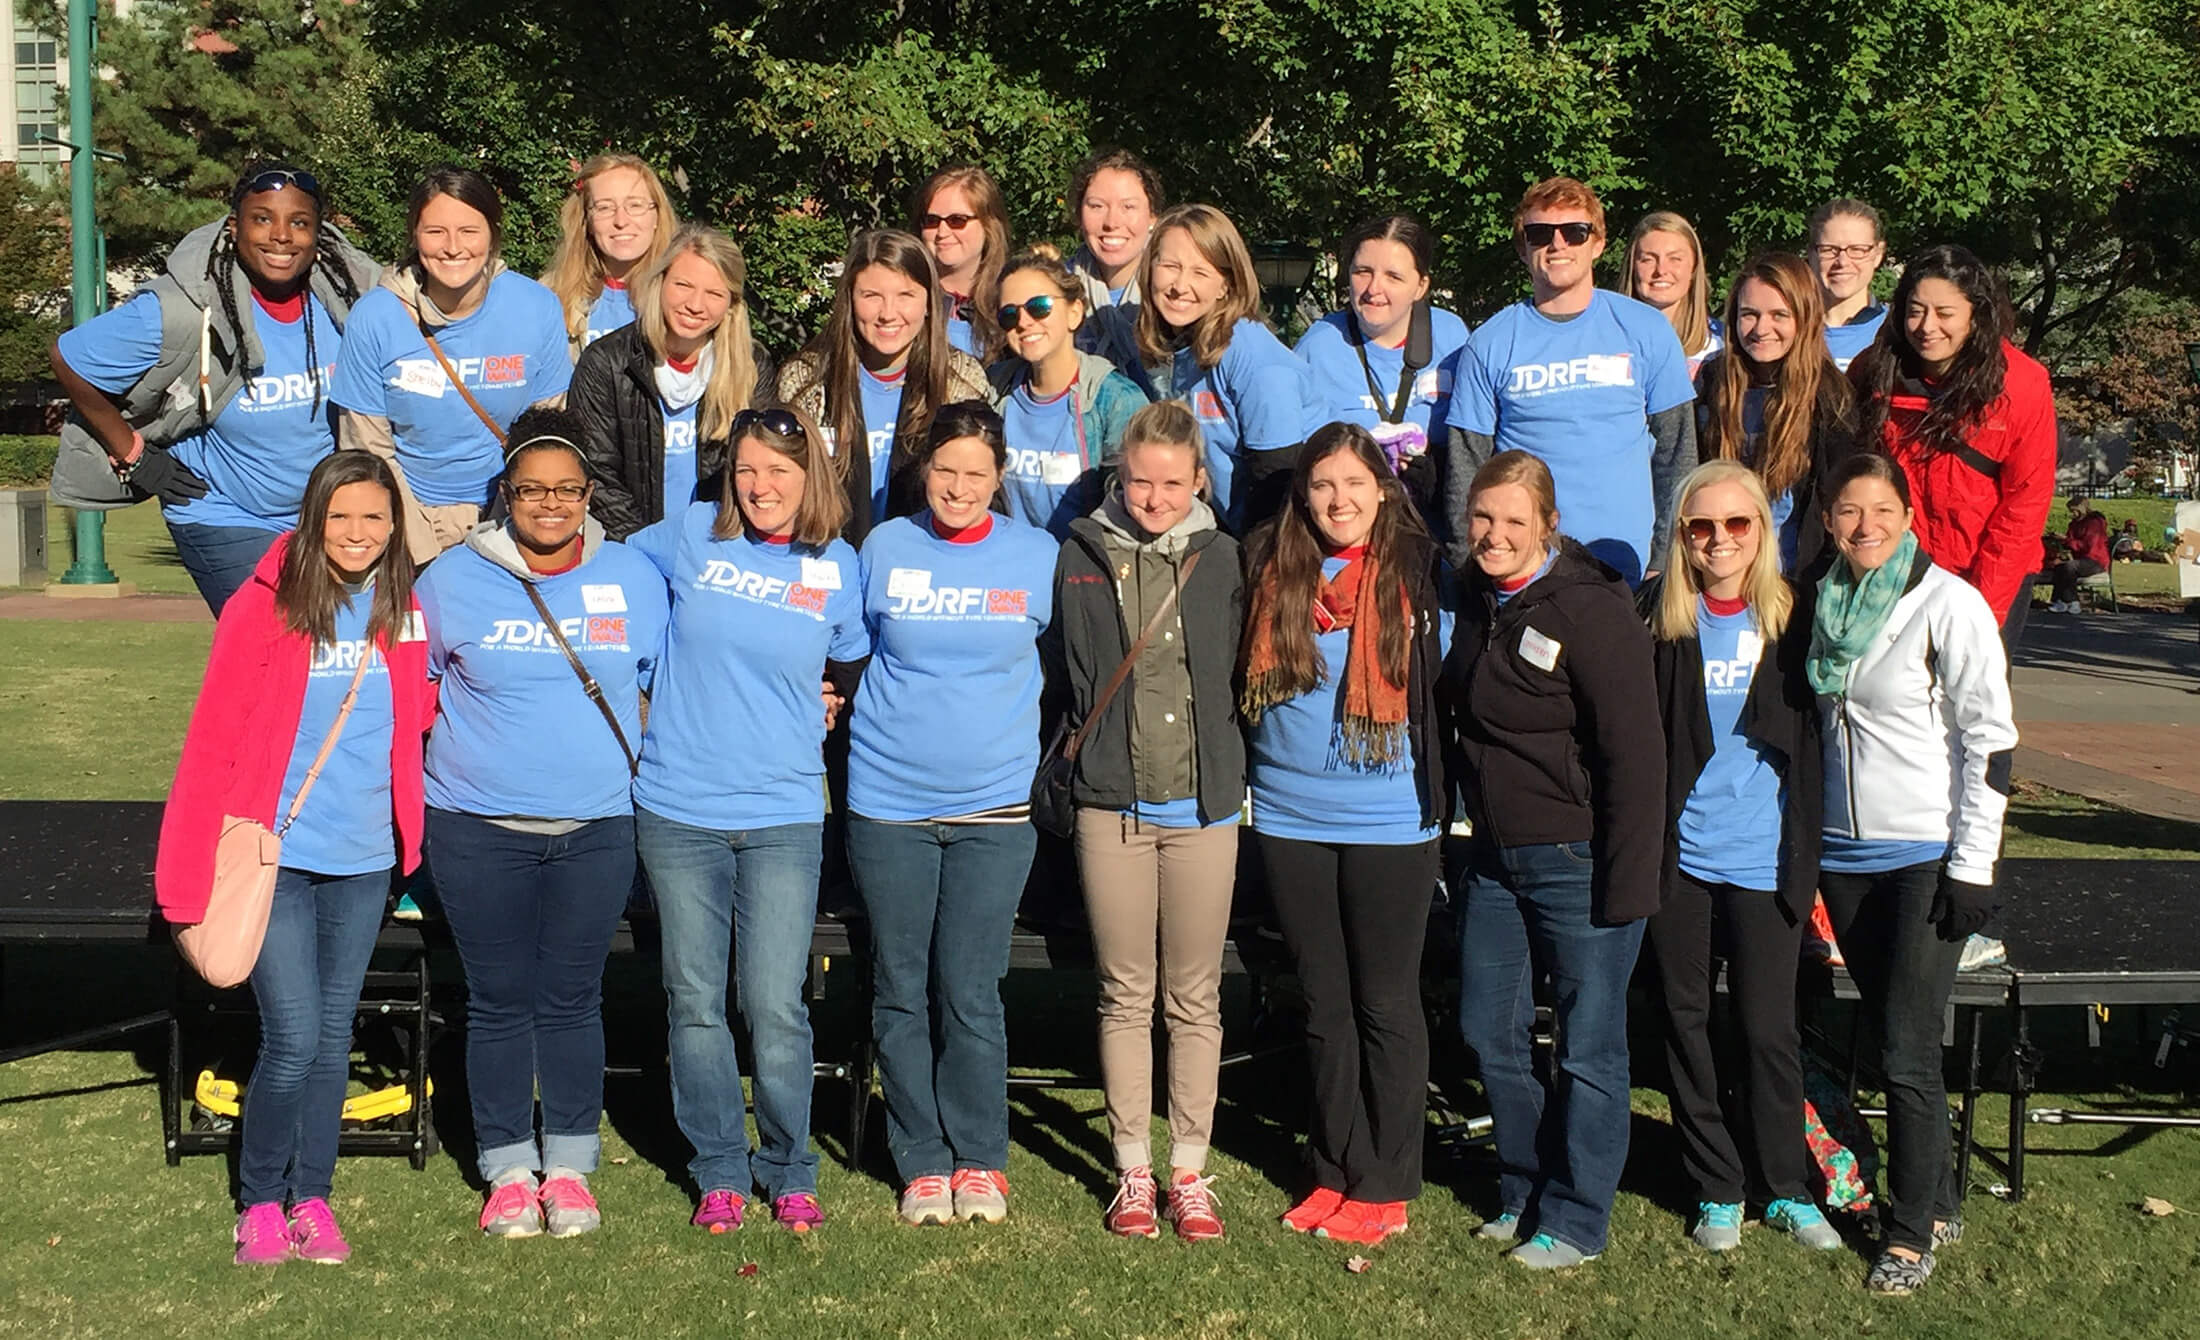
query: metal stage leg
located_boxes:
[164,1011,184,1167]
[2008,1005,2033,1202]
[1955,1005,1982,1203]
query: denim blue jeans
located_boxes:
[238,866,389,1207]
[166,519,280,616]
[635,807,824,1200]
[1457,841,1646,1256]
[846,816,1036,1183]
[427,809,634,1181]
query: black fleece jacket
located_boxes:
[569,323,777,540]
[1639,574,1823,922]
[1441,540,1664,922]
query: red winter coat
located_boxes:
[1866,341,2057,623]
[2067,511,2110,568]
[154,537,435,924]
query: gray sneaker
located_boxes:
[898,1174,954,1227]
[1867,1247,1935,1295]
[479,1170,542,1238]
[1509,1232,1598,1270]
[1764,1198,1844,1251]
[1691,1201,1743,1252]
[950,1169,1009,1224]
[539,1171,602,1238]
[1473,1211,1521,1242]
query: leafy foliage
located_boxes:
[0,172,68,385]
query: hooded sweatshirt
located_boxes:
[328,263,572,506]
[414,515,669,821]
[154,536,434,923]
[985,350,1152,538]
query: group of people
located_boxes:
[87,149,2050,1297]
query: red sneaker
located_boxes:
[1281,1186,1347,1233]
[1166,1172,1225,1243]
[1313,1199,1408,1245]
[1104,1166,1160,1239]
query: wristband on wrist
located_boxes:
[111,431,146,481]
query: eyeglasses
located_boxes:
[588,199,658,222]
[1811,243,1880,262]
[996,295,1059,328]
[1682,514,1756,543]
[1521,221,1595,249]
[234,168,322,206]
[920,212,976,231]
[731,408,805,440]
[507,482,590,503]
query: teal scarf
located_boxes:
[1807,530,1920,695]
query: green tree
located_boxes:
[0,170,69,384]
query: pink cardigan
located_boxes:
[155,537,435,924]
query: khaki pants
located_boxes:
[1073,807,1238,1172]
[345,443,479,564]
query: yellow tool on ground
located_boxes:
[194,1070,430,1122]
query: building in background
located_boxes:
[6,19,62,182]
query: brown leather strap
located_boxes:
[277,647,376,836]
[520,576,639,777]
[414,320,508,446]
[1063,548,1203,766]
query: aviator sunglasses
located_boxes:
[996,295,1060,328]
[1682,514,1756,543]
[731,408,805,440]
[1521,221,1595,249]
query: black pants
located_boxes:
[1645,872,1807,1205]
[1819,862,1965,1253]
[2048,557,2104,604]
[1258,833,1437,1203]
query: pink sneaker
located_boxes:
[773,1191,825,1233]
[479,1175,543,1238]
[234,1202,292,1266]
[692,1188,746,1234]
[287,1197,351,1264]
[538,1174,602,1238]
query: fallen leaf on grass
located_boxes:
[47,1236,60,1247]
[1345,1256,1372,1274]
[609,1157,629,1165]
[2140,1197,2177,1216]
[737,1262,759,1277]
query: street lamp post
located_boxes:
[54,0,117,587]
[1251,241,1318,335]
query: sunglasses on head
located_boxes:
[1683,514,1756,543]
[996,295,1059,328]
[731,408,804,440]
[234,168,322,207]
[1521,221,1595,249]
[921,212,976,231]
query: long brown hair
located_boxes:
[911,164,1012,360]
[1851,244,2012,456]
[277,451,415,650]
[1704,251,1852,499]
[543,153,680,347]
[632,223,758,443]
[1242,423,1427,706]
[794,230,956,487]
[713,407,847,546]
[1134,204,1265,370]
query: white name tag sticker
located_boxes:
[1736,629,1764,666]
[1519,626,1562,673]
[1041,453,1083,486]
[820,426,839,457]
[581,584,628,614]
[886,567,931,600]
[392,359,447,398]
[400,610,427,643]
[799,557,843,590]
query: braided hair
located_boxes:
[212,160,363,419]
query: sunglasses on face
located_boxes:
[996,295,1059,328]
[731,407,804,440]
[1683,514,1756,543]
[1521,221,1595,249]
[508,482,589,503]
[921,213,976,231]
[234,168,322,207]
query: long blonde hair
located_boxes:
[1625,211,1712,358]
[543,153,680,349]
[1654,459,1792,643]
[631,223,758,444]
[1134,204,1265,370]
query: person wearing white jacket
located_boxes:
[1806,451,2016,1297]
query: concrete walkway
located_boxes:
[0,592,209,623]
[2012,608,2200,823]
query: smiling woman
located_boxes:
[543,153,680,360]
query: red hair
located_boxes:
[1513,177,1606,239]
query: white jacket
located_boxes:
[1819,558,2019,885]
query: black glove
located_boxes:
[127,448,210,506]
[1931,870,1999,943]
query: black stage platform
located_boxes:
[5,803,2195,1199]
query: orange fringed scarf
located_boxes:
[1241,548,1411,767]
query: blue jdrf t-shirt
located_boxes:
[662,400,700,515]
[585,283,635,349]
[1824,306,1886,373]
[1294,307,1471,455]
[276,590,396,877]
[1000,381,1094,539]
[1676,600,1782,891]
[1156,319,1309,531]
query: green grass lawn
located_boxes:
[3,572,2198,1336]
[32,501,200,596]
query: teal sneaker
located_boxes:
[1691,1201,1743,1252]
[1509,1232,1597,1270]
[1764,1198,1843,1251]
